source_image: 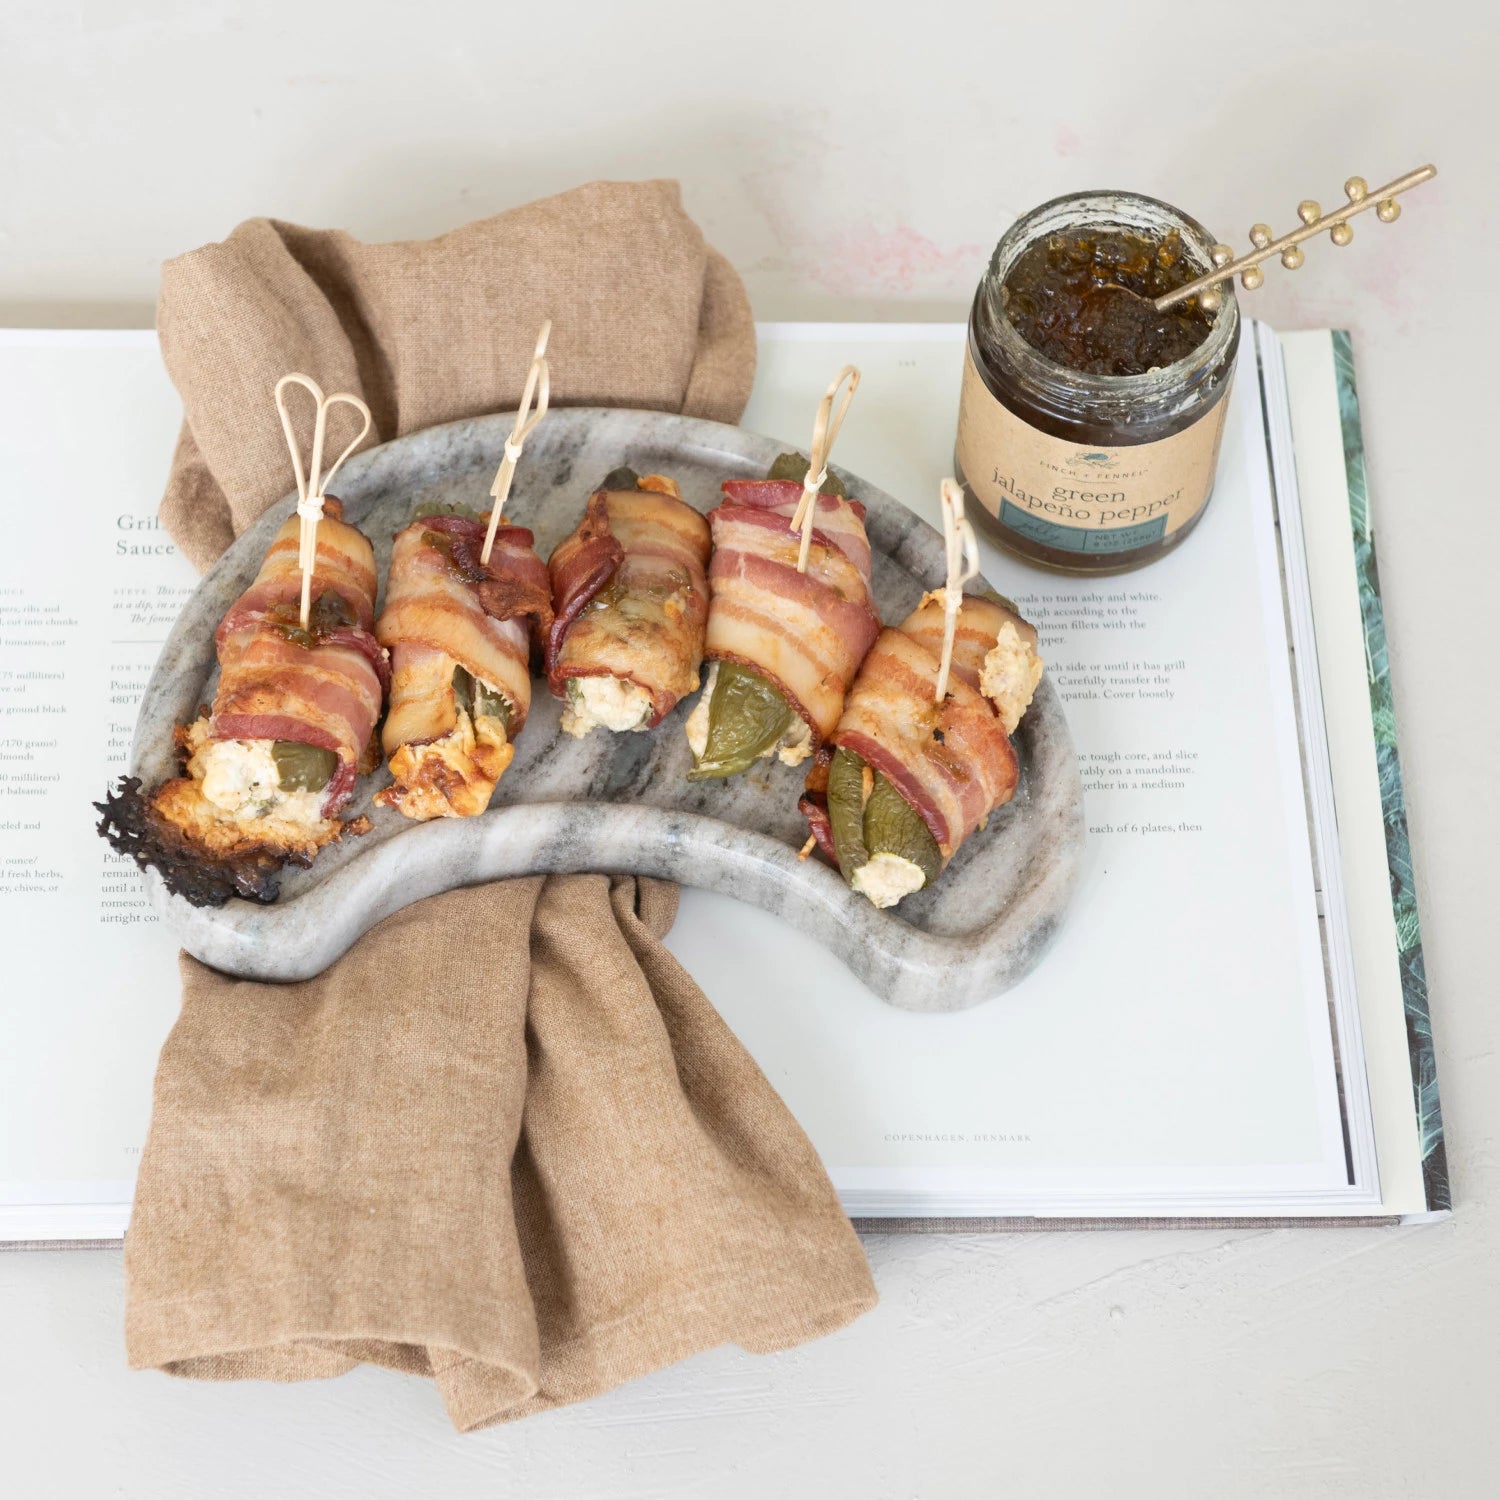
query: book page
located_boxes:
[0,333,192,1234]
[0,324,1362,1234]
[676,324,1352,1214]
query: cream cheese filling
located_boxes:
[776,714,813,767]
[979,623,1044,734]
[406,706,492,777]
[850,851,927,909]
[562,674,653,737]
[684,666,713,758]
[193,738,328,828]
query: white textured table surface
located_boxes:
[3,4,1497,1495]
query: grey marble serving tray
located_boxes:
[131,408,1084,1011]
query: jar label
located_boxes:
[955,346,1233,557]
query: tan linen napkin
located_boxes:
[158,178,756,570]
[127,879,875,1430]
[125,180,876,1430]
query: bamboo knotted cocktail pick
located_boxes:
[1156,164,1438,313]
[480,320,552,566]
[273,374,373,629]
[933,477,981,706]
[790,364,861,573]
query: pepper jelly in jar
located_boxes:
[955,191,1240,573]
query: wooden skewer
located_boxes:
[1155,164,1437,313]
[790,365,861,573]
[274,374,373,628]
[481,320,551,566]
[933,477,980,705]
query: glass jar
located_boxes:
[955,190,1240,574]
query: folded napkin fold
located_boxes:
[125,179,876,1430]
[159,178,756,570]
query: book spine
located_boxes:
[1332,332,1449,1212]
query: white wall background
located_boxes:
[4,3,1498,1495]
[3,1,1486,332]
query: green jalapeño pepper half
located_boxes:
[765,450,847,498]
[688,661,794,781]
[411,500,486,521]
[597,465,642,492]
[826,747,942,891]
[452,665,513,738]
[270,741,339,793]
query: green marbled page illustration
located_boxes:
[1333,331,1449,1211]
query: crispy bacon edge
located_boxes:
[414,514,555,648]
[545,491,625,670]
[95,774,329,907]
[800,748,839,863]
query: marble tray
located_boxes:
[131,408,1085,1011]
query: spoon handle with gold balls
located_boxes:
[1155,164,1437,313]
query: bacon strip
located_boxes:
[214,498,380,641]
[900,594,1037,694]
[704,479,879,742]
[205,498,385,817]
[547,492,625,664]
[718,481,872,580]
[545,482,711,724]
[211,624,384,815]
[801,755,838,863]
[377,517,551,751]
[800,596,1026,868]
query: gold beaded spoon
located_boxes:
[1157,164,1437,313]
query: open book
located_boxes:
[0,323,1446,1243]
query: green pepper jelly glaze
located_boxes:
[1001,227,1214,377]
[268,588,358,649]
[957,191,1240,575]
[421,529,490,584]
[826,747,943,890]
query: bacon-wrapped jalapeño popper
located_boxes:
[798,591,1043,909]
[545,469,711,737]
[96,499,388,906]
[685,454,881,779]
[375,508,553,820]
